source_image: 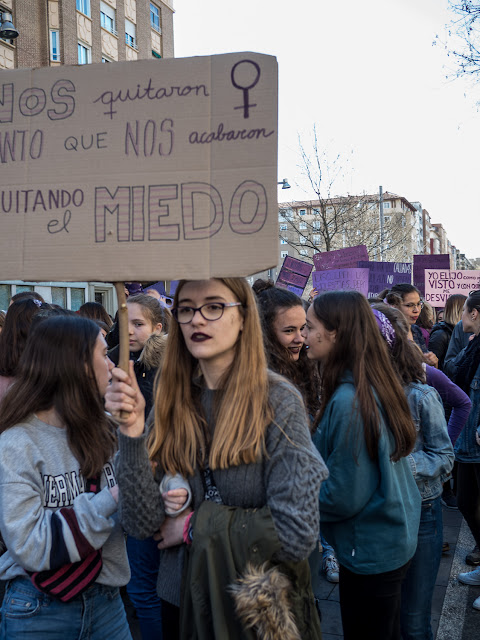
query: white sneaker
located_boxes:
[473,596,480,610]
[458,567,480,585]
[322,554,340,583]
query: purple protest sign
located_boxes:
[312,268,369,297]
[283,256,313,277]
[413,255,450,298]
[277,282,305,297]
[276,256,313,295]
[357,261,412,297]
[313,245,369,271]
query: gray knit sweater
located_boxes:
[116,372,328,605]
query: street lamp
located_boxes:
[277,178,291,189]
[0,13,19,39]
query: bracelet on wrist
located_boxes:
[183,511,194,545]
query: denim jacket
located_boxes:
[454,362,480,462]
[405,382,454,501]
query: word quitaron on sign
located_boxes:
[0,53,278,282]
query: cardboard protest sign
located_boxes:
[0,53,278,281]
[357,261,412,298]
[312,268,369,297]
[276,255,313,295]
[425,269,480,305]
[413,255,450,298]
[313,245,368,271]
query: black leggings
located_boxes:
[456,462,480,548]
[339,561,411,640]
[161,600,180,640]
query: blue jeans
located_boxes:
[0,577,132,640]
[126,536,163,640]
[400,496,443,640]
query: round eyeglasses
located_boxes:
[171,302,243,324]
[401,301,424,310]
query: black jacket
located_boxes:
[429,322,454,371]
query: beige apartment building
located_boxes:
[0,0,174,312]
[0,0,174,70]
[278,192,420,266]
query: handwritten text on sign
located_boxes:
[276,255,313,294]
[313,245,369,271]
[424,270,480,304]
[0,53,278,281]
[357,260,412,297]
[312,268,369,297]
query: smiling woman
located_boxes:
[253,279,320,420]
[106,277,327,640]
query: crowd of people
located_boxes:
[0,279,479,640]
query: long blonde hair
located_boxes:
[148,278,273,475]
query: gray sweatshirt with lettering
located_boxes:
[0,415,130,586]
[116,372,328,606]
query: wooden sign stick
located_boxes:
[114,282,129,373]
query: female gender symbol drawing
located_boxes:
[231,59,261,119]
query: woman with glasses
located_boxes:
[380,284,439,368]
[105,278,327,640]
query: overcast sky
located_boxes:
[174,0,480,260]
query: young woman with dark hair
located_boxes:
[451,291,480,604]
[106,278,327,640]
[302,290,421,640]
[254,279,339,583]
[0,298,51,402]
[380,283,439,368]
[370,303,455,639]
[78,301,113,329]
[253,279,320,419]
[0,315,131,639]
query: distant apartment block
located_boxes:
[0,0,174,70]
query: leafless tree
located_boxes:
[443,1,480,80]
[279,126,415,262]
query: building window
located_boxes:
[313,220,321,230]
[51,287,67,308]
[384,215,391,223]
[152,50,161,58]
[76,0,91,17]
[313,208,320,215]
[100,1,116,35]
[50,30,60,61]
[280,223,287,231]
[0,283,11,310]
[70,288,86,311]
[281,238,288,245]
[78,43,91,64]
[102,56,112,62]
[299,222,307,230]
[299,236,307,245]
[383,202,391,209]
[150,3,161,32]
[299,209,306,216]
[313,235,321,245]
[125,19,137,49]
[281,251,289,259]
[300,249,308,256]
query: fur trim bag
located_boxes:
[179,501,322,640]
[229,562,301,640]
